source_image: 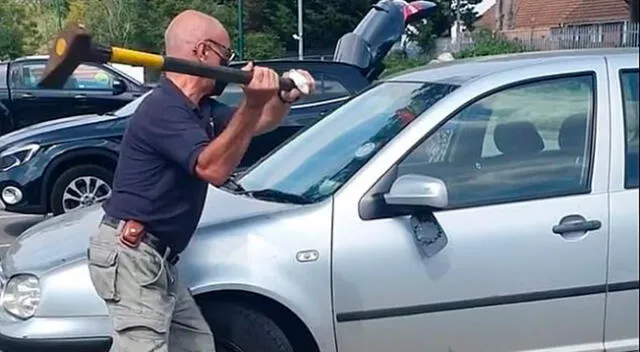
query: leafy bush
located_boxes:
[380,52,428,77]
[244,32,286,60]
[455,28,528,59]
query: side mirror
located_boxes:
[112,79,127,95]
[383,174,448,209]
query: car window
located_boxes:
[9,62,116,90]
[397,74,595,208]
[0,64,7,89]
[216,72,350,107]
[68,64,117,90]
[621,69,639,189]
[238,81,459,203]
[297,73,350,104]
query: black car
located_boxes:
[0,0,437,216]
[0,56,149,135]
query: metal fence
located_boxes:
[451,21,640,54]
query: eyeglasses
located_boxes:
[195,39,236,65]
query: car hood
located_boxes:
[0,113,122,148]
[0,187,297,277]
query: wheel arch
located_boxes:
[41,146,118,212]
[195,289,321,352]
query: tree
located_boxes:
[83,0,137,47]
[245,32,286,59]
[405,0,482,56]
[0,1,43,59]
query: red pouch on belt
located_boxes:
[120,220,145,248]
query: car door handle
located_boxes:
[19,93,34,99]
[74,94,87,99]
[552,214,602,235]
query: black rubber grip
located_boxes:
[162,57,296,91]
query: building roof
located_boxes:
[476,0,630,30]
[564,0,631,24]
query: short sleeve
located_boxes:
[139,104,209,175]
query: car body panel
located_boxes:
[602,54,639,352]
[0,48,637,352]
[330,54,614,352]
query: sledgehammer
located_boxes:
[38,23,307,93]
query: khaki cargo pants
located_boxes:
[87,221,216,352]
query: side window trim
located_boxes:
[619,68,639,189]
[391,71,598,210]
[0,63,7,89]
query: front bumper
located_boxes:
[0,312,112,352]
[0,165,47,215]
[0,334,111,352]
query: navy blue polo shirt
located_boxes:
[102,76,237,254]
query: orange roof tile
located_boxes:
[565,0,630,24]
[478,0,631,29]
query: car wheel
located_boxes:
[50,165,114,215]
[206,302,295,352]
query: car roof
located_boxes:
[384,47,639,86]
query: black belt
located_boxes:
[101,215,180,265]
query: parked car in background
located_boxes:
[0,0,437,216]
[0,55,149,135]
[0,60,366,215]
[0,47,637,352]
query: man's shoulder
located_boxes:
[133,89,192,122]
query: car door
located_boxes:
[603,56,639,352]
[7,60,77,129]
[332,62,611,351]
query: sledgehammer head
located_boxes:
[38,24,100,89]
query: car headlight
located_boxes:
[1,274,40,319]
[0,143,40,172]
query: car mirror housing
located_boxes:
[383,174,448,209]
[112,79,127,95]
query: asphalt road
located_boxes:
[0,211,45,259]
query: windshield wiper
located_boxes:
[238,188,312,204]
[222,176,246,192]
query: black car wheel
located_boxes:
[206,302,294,352]
[50,165,114,215]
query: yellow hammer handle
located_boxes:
[110,47,165,69]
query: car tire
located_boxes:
[50,165,114,216]
[205,301,295,352]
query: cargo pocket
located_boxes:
[87,237,119,302]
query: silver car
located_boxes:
[0,48,638,352]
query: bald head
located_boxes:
[164,9,230,59]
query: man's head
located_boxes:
[164,10,236,99]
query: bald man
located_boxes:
[87,10,315,352]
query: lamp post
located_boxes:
[237,0,244,60]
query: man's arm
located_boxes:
[194,100,262,185]
[253,69,317,136]
[253,95,292,136]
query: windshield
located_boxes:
[238,81,459,203]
